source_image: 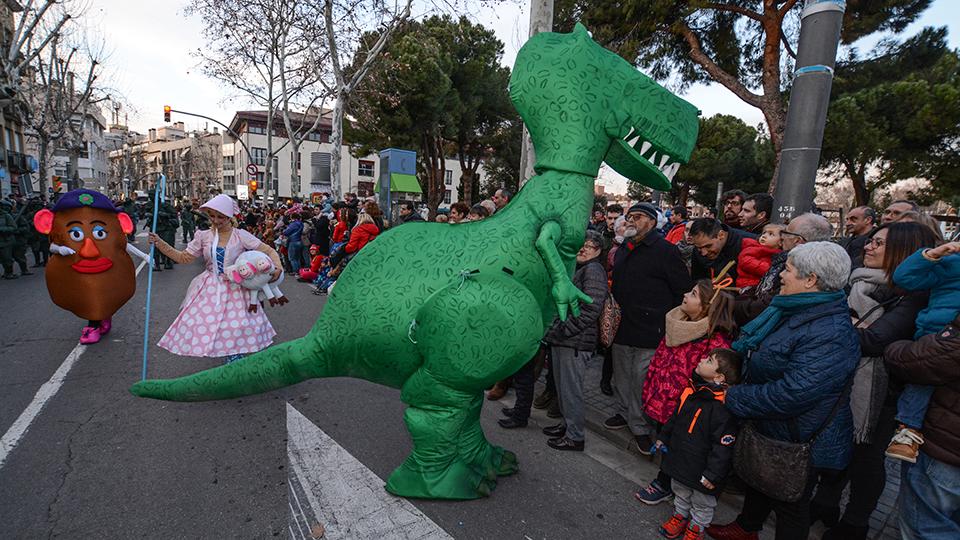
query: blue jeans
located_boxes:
[899,452,960,539]
[288,242,303,273]
[897,384,935,428]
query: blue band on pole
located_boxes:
[794,64,834,78]
[141,174,166,381]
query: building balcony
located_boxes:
[6,151,28,173]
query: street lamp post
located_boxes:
[518,0,554,188]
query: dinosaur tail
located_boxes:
[130,334,337,402]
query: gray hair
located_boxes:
[787,241,851,292]
[584,230,604,249]
[790,213,832,242]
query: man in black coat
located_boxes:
[688,218,755,283]
[606,203,693,453]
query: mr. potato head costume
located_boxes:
[34,189,151,344]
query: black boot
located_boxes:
[822,522,867,540]
[497,416,528,429]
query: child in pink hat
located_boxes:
[148,194,284,362]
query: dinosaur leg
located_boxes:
[386,369,499,500]
[385,271,543,500]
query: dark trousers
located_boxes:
[511,346,545,421]
[12,243,28,272]
[813,405,897,527]
[738,468,844,540]
[0,244,13,274]
[600,345,613,385]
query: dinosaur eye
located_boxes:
[92,225,107,240]
[68,227,84,241]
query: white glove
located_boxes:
[49,243,76,256]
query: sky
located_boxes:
[89,0,960,193]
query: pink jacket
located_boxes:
[641,332,732,425]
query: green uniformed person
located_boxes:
[26,198,49,267]
[0,199,17,278]
[11,202,33,276]
[121,197,138,242]
[144,191,180,271]
[180,203,196,243]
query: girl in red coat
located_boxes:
[641,279,737,427]
[345,212,379,254]
[297,244,325,282]
[734,223,784,289]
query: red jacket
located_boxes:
[345,223,379,254]
[308,254,324,273]
[641,332,732,425]
[665,222,686,245]
[332,221,348,243]
[735,239,780,288]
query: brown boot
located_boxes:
[885,424,924,463]
[486,380,509,401]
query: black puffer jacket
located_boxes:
[885,314,960,466]
[660,378,738,495]
[544,258,608,351]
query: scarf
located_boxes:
[847,267,887,326]
[847,267,893,444]
[664,306,711,347]
[732,290,845,353]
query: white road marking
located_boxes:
[286,404,453,540]
[0,262,148,470]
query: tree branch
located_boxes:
[677,22,764,107]
[705,2,762,22]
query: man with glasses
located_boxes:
[720,189,747,229]
[605,203,692,455]
[881,199,919,224]
[732,213,834,326]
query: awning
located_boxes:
[374,173,422,194]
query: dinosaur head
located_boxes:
[510,23,699,190]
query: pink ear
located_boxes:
[246,262,258,274]
[231,270,243,283]
[117,212,134,235]
[34,209,54,234]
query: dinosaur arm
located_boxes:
[536,221,592,321]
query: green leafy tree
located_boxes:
[671,114,774,206]
[554,0,932,190]
[348,16,513,216]
[820,27,960,205]
[480,114,522,198]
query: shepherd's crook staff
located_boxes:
[141,174,166,381]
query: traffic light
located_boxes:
[248,179,258,194]
[163,105,171,122]
[52,176,63,193]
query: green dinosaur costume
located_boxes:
[131,24,699,500]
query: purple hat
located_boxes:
[52,189,119,213]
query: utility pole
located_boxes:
[771,0,846,223]
[517,0,554,188]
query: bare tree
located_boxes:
[0,0,71,109]
[19,24,105,196]
[188,0,330,202]
[316,0,412,200]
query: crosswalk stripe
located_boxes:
[286,403,453,540]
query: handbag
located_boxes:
[599,292,620,348]
[733,382,849,503]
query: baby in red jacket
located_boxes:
[735,224,784,289]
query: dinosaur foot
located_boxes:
[385,459,500,500]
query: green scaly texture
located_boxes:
[131,23,699,500]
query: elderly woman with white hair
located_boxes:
[707,242,859,540]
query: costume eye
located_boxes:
[68,227,84,241]
[92,225,107,240]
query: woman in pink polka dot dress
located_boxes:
[148,195,283,361]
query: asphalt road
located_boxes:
[0,233,682,539]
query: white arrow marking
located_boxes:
[286,403,453,540]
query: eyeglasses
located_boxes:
[866,237,885,248]
[781,230,806,242]
[625,213,646,223]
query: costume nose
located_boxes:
[79,238,101,258]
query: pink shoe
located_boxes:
[99,318,112,336]
[79,326,101,344]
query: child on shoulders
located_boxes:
[735,224,784,289]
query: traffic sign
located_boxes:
[246,164,259,176]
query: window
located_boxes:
[223,155,235,170]
[444,170,452,185]
[358,160,374,177]
[251,147,267,166]
[443,190,451,204]
[223,175,235,187]
[248,124,266,135]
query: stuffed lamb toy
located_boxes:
[225,250,288,312]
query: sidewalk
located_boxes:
[571,357,902,540]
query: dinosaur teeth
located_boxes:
[639,141,652,156]
[659,154,670,168]
[663,162,681,181]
